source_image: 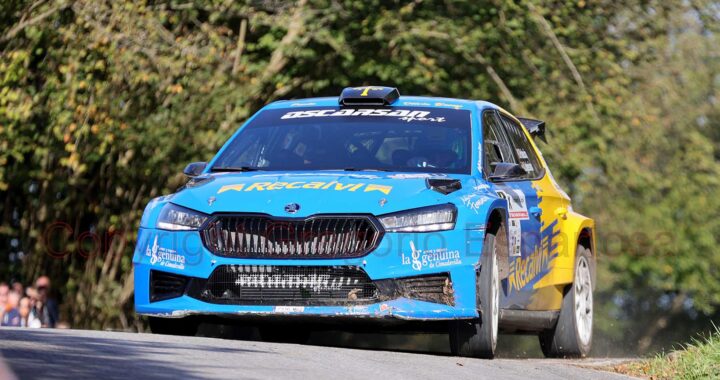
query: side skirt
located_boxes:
[499,309,559,333]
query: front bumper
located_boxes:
[133,226,486,320]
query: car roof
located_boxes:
[262,96,501,113]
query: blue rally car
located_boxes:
[133,86,596,358]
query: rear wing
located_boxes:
[517,117,546,143]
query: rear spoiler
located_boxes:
[517,117,546,143]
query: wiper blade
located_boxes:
[210,166,262,172]
[341,168,392,172]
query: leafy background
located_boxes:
[1,0,718,356]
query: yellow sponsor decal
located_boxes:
[217,181,393,195]
[217,184,245,193]
[364,184,392,195]
[507,237,555,294]
[303,182,325,189]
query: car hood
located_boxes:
[170,171,473,217]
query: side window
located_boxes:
[482,111,516,174]
[500,115,544,178]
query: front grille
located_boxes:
[150,270,188,302]
[376,273,455,306]
[188,265,378,305]
[200,215,382,258]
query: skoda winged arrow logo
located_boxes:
[284,203,301,214]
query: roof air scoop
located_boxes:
[339,86,400,106]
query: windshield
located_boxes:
[212,107,472,174]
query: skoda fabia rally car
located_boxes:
[133,86,596,358]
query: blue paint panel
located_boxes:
[491,181,544,309]
[132,95,558,322]
[133,226,481,319]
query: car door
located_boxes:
[502,113,573,311]
[482,110,544,309]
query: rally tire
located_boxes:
[148,316,199,336]
[449,223,504,359]
[539,245,594,358]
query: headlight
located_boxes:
[378,204,457,232]
[157,203,208,231]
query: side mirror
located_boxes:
[488,162,526,181]
[183,162,207,178]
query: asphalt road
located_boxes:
[0,328,635,380]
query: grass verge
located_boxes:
[613,327,720,379]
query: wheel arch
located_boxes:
[563,212,596,288]
[577,227,594,256]
[485,206,507,236]
[577,226,596,289]
[485,205,510,279]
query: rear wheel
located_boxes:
[539,245,594,358]
[449,224,503,358]
[148,316,199,336]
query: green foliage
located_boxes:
[0,0,718,352]
[620,327,720,379]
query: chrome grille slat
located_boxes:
[201,215,381,259]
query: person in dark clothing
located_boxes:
[33,276,59,328]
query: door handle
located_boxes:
[530,206,542,219]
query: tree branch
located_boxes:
[527,2,599,121]
[258,0,307,87]
[473,52,527,114]
[232,18,248,75]
[1,2,69,43]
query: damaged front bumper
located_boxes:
[137,297,478,321]
[133,226,486,321]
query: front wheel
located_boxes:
[449,224,504,358]
[539,245,594,358]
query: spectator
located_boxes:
[33,276,59,328]
[0,283,8,323]
[26,286,37,313]
[11,281,24,298]
[1,291,21,327]
[18,297,34,327]
[0,278,62,328]
[23,296,41,328]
